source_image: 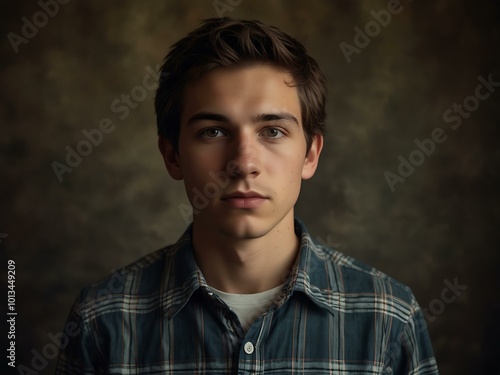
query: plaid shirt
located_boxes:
[56,218,439,374]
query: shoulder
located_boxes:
[312,241,418,311]
[338,248,412,299]
[297,219,415,307]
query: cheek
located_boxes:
[182,151,224,186]
[272,153,305,188]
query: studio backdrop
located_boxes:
[1,1,499,374]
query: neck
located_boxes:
[192,212,299,294]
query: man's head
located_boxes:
[155,18,327,238]
[155,17,327,153]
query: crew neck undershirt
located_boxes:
[209,284,285,332]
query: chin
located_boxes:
[197,208,271,239]
[220,214,271,239]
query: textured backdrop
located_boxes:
[1,0,499,374]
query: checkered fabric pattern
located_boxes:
[55,218,439,374]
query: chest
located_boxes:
[96,295,393,374]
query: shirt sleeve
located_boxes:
[383,297,440,375]
[55,292,102,375]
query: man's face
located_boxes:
[161,64,322,239]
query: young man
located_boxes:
[56,18,439,374]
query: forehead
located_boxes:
[181,64,301,123]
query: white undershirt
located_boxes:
[209,284,284,332]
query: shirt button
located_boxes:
[243,341,254,355]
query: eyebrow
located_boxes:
[186,111,299,127]
[255,112,299,126]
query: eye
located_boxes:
[262,127,285,138]
[200,128,225,138]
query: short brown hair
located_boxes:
[155,17,327,151]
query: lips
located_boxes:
[221,191,266,200]
[221,191,268,209]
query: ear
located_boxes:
[158,136,183,180]
[301,134,323,180]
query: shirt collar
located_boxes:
[276,218,339,316]
[161,225,208,319]
[163,218,338,319]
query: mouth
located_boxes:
[220,191,268,209]
[221,191,266,199]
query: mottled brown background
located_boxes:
[1,0,499,374]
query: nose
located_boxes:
[226,132,260,179]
